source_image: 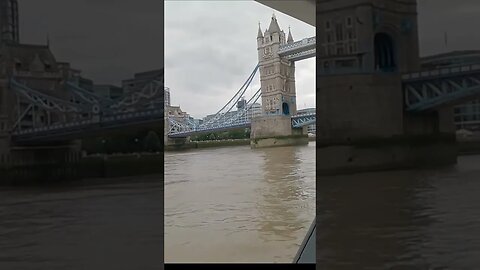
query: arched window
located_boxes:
[374,33,396,72]
[282,102,290,115]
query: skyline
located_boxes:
[165,1,316,119]
[19,0,162,86]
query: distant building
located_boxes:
[122,69,163,109]
[122,69,162,93]
[93,84,123,100]
[57,62,94,91]
[247,103,262,120]
[78,77,94,92]
[166,105,189,120]
[420,50,480,131]
[237,98,247,110]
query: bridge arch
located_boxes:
[374,32,397,72]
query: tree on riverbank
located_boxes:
[191,128,250,141]
[81,128,163,154]
[144,131,161,152]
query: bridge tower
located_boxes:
[317,0,456,173]
[250,15,308,148]
[317,0,420,142]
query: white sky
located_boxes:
[165,0,315,119]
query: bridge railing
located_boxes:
[291,112,316,128]
[402,64,480,81]
[284,49,316,61]
[12,109,163,136]
[278,37,316,55]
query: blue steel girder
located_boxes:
[291,113,316,128]
[11,108,164,143]
[283,48,316,62]
[168,122,251,138]
[278,37,315,58]
[10,78,92,114]
[167,87,262,137]
[108,80,164,112]
[403,64,480,112]
[65,81,114,107]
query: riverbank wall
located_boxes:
[165,139,251,151]
[0,153,164,185]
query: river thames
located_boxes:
[0,176,163,270]
[164,142,316,263]
[318,154,480,269]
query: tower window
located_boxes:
[348,30,354,39]
[327,33,332,43]
[325,20,331,30]
[335,23,343,41]
[346,17,352,27]
[374,32,396,72]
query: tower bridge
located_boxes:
[168,0,480,171]
[0,0,165,181]
[1,0,480,179]
[166,14,317,148]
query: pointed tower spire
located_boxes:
[257,22,263,38]
[287,26,294,43]
[268,12,280,33]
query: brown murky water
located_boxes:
[0,177,163,270]
[318,154,480,269]
[164,142,316,263]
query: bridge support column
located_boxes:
[164,136,191,151]
[250,115,308,148]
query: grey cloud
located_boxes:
[418,0,480,56]
[166,1,315,118]
[20,0,162,85]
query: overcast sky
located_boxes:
[417,0,480,56]
[165,1,316,119]
[16,0,480,117]
[19,0,162,86]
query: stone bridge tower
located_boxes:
[317,0,456,173]
[250,14,308,148]
[317,0,421,143]
[257,14,297,117]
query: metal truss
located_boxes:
[168,117,193,135]
[12,108,164,142]
[65,81,114,107]
[9,72,165,138]
[278,37,315,57]
[10,78,92,114]
[403,64,480,112]
[283,48,316,62]
[109,80,163,111]
[167,86,262,137]
[291,112,316,128]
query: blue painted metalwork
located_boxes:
[8,33,321,142]
[403,64,480,112]
[278,36,316,62]
[292,112,316,128]
[12,108,164,143]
